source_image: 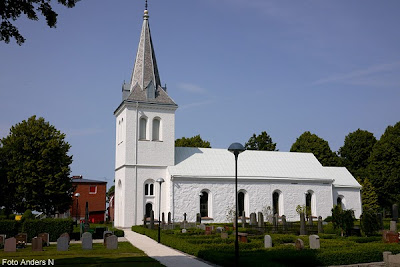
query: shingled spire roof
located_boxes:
[124,8,176,106]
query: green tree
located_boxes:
[1,0,79,45]
[360,178,380,212]
[245,131,278,151]
[360,209,381,236]
[175,135,211,148]
[331,205,355,237]
[0,116,73,215]
[290,131,340,166]
[368,121,400,208]
[338,129,377,182]
[106,185,115,203]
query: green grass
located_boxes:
[132,226,400,266]
[0,242,163,266]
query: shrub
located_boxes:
[112,228,124,237]
[22,209,35,221]
[22,218,73,242]
[332,205,355,236]
[0,220,18,237]
[360,210,381,236]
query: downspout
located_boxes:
[171,175,174,224]
[135,101,139,225]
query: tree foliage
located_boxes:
[290,131,340,166]
[331,205,355,237]
[360,178,380,212]
[0,116,73,215]
[367,121,400,208]
[360,209,381,236]
[106,185,115,203]
[338,129,377,182]
[0,0,79,45]
[175,135,211,148]
[245,131,278,151]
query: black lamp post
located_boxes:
[156,178,165,243]
[74,193,80,223]
[228,142,245,266]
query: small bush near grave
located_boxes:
[111,228,125,237]
[360,210,382,236]
[22,219,73,242]
[0,220,18,237]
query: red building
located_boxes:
[70,176,107,223]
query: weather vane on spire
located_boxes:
[145,0,148,10]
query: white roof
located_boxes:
[324,167,362,188]
[168,147,361,188]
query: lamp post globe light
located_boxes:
[156,178,165,243]
[74,193,80,223]
[228,142,245,265]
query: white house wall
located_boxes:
[172,178,333,223]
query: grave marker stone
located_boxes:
[309,235,320,249]
[82,232,92,250]
[237,232,248,243]
[274,214,279,231]
[205,226,212,235]
[308,215,313,226]
[258,212,264,227]
[38,233,49,247]
[143,215,147,227]
[181,229,187,234]
[162,212,165,225]
[32,237,43,251]
[300,213,307,235]
[168,212,171,224]
[390,221,397,232]
[15,233,27,248]
[250,213,257,226]
[183,213,187,222]
[382,230,399,243]
[106,235,118,250]
[264,235,272,248]
[103,231,113,246]
[318,216,324,234]
[393,204,398,222]
[196,213,201,224]
[295,238,304,250]
[282,215,287,232]
[4,237,16,252]
[242,211,246,228]
[150,210,154,229]
[60,233,70,244]
[57,236,69,251]
[216,227,224,233]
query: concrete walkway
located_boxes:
[124,229,214,267]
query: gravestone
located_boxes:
[103,231,113,246]
[274,214,279,231]
[181,229,187,234]
[382,230,399,243]
[162,212,165,225]
[300,213,307,235]
[237,232,248,243]
[242,211,246,228]
[57,236,69,251]
[143,215,147,227]
[318,216,324,233]
[390,221,397,232]
[393,204,398,222]
[309,235,320,249]
[150,210,155,229]
[308,215,313,226]
[282,215,287,232]
[216,227,224,233]
[168,212,171,224]
[295,238,304,250]
[205,226,212,235]
[196,213,201,224]
[38,233,49,247]
[221,233,228,239]
[250,213,257,226]
[60,232,70,244]
[32,237,43,251]
[0,234,5,248]
[264,235,272,248]
[15,233,27,248]
[106,235,118,250]
[183,213,187,222]
[199,223,206,230]
[4,237,16,252]
[82,232,92,250]
[258,212,264,227]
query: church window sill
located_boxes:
[139,139,149,141]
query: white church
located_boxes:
[113,8,362,228]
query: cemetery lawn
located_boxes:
[0,241,163,266]
[132,226,400,267]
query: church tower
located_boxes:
[114,6,177,227]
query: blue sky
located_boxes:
[1,0,399,189]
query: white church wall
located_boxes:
[333,187,362,218]
[137,107,175,166]
[115,109,127,169]
[172,178,333,223]
[114,167,137,228]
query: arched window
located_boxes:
[152,118,161,141]
[145,203,153,218]
[139,117,147,140]
[145,182,154,196]
[306,192,312,216]
[305,190,316,217]
[238,192,245,217]
[272,190,283,216]
[337,196,345,209]
[200,191,209,217]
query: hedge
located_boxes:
[22,219,73,242]
[0,220,18,238]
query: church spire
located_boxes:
[130,5,161,92]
